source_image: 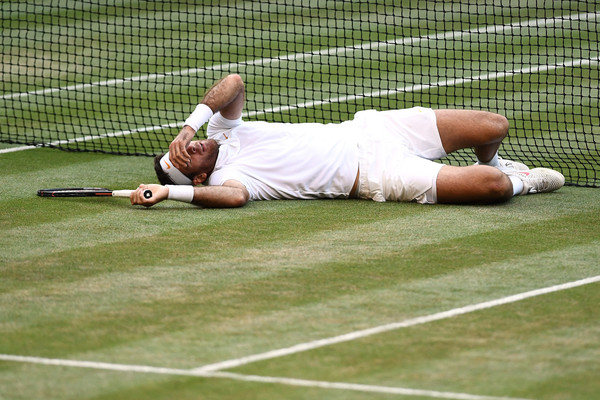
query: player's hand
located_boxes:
[130,184,168,207]
[169,126,195,169]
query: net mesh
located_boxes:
[1,1,598,186]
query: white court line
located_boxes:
[1,11,597,101]
[0,355,531,400]
[3,274,599,399]
[192,275,600,372]
[0,145,37,154]
[2,11,598,154]
[214,372,533,400]
[247,56,600,118]
[0,122,182,154]
[2,55,597,156]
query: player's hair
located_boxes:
[154,153,175,185]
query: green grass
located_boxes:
[1,148,599,399]
[2,2,600,398]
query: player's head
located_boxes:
[154,154,177,185]
[154,139,219,186]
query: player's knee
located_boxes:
[488,113,509,141]
[484,168,513,201]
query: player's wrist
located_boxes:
[183,103,214,132]
[166,185,194,203]
[178,125,195,138]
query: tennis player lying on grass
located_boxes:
[131,73,564,208]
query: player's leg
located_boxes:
[434,164,565,204]
[435,164,514,204]
[434,109,509,163]
[373,151,514,205]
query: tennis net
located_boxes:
[1,1,598,186]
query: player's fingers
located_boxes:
[169,142,190,169]
[174,152,190,169]
[131,185,151,207]
[130,185,142,205]
[140,185,155,207]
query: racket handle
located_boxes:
[112,190,134,198]
[112,189,153,199]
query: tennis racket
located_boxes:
[37,187,152,199]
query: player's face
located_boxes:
[181,139,219,180]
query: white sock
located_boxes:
[509,175,524,196]
[477,151,499,167]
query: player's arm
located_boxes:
[192,180,249,208]
[170,74,246,169]
[130,180,249,208]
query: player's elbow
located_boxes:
[225,73,244,89]
[216,180,249,208]
[229,192,249,207]
[226,187,249,208]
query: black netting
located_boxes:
[1,1,598,186]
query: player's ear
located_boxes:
[192,173,208,185]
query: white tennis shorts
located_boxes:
[355,107,446,204]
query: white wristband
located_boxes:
[184,103,214,132]
[166,185,195,203]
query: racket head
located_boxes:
[37,188,113,197]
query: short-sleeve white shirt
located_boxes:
[206,113,360,201]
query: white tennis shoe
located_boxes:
[506,168,565,195]
[496,157,530,172]
[476,157,530,172]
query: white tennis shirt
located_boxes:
[206,112,359,201]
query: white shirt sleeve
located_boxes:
[206,112,243,144]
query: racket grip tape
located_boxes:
[111,189,153,199]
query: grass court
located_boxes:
[1,2,599,399]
